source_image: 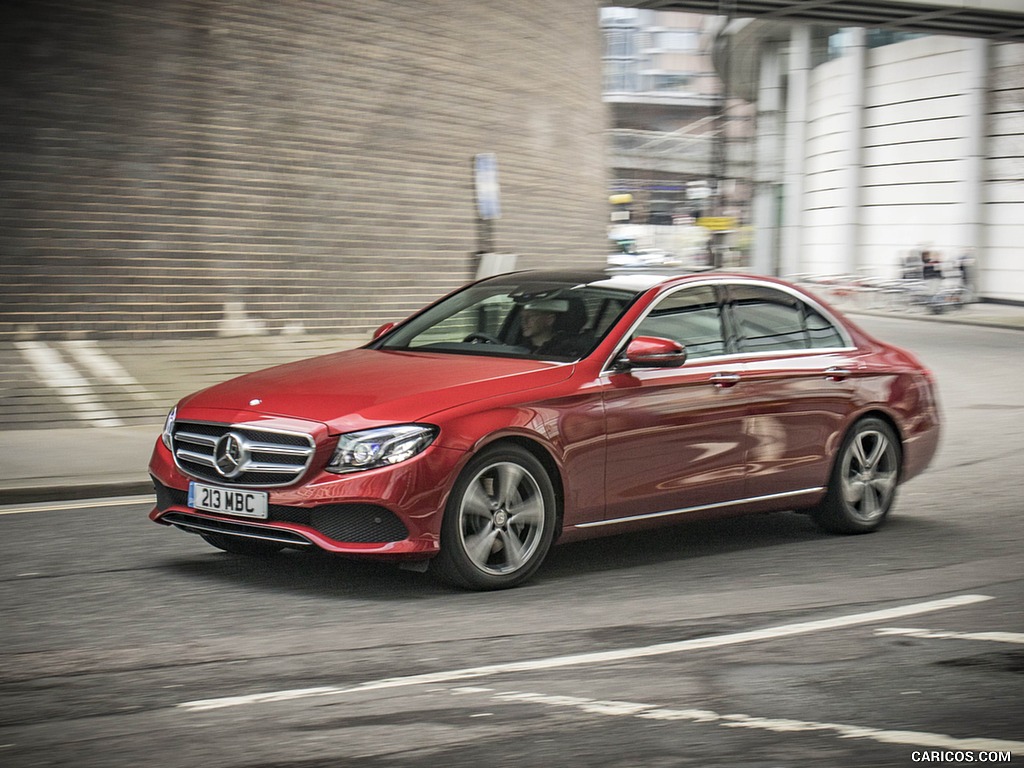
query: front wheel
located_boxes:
[433,445,557,590]
[812,417,901,534]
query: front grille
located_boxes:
[153,480,409,544]
[171,420,315,487]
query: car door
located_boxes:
[600,284,750,523]
[722,282,858,500]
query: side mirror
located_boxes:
[622,336,687,368]
[372,322,396,340]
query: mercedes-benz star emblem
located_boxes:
[214,432,249,478]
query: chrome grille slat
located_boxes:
[244,441,311,456]
[175,431,219,447]
[243,462,307,474]
[171,420,316,488]
[177,448,218,468]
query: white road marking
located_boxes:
[60,340,155,400]
[15,341,124,426]
[471,688,1024,753]
[876,627,1024,645]
[177,594,993,712]
[0,495,155,516]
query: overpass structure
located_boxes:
[616,0,1024,41]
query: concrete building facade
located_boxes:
[602,7,753,227]
[741,25,1024,302]
[1,0,610,340]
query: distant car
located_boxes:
[149,270,940,590]
[607,248,681,269]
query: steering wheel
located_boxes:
[463,332,503,345]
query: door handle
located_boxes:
[825,366,852,381]
[710,372,741,388]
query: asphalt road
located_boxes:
[1,316,1022,768]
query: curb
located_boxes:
[0,480,155,507]
[846,308,1024,333]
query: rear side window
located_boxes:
[804,304,845,348]
[634,286,726,359]
[727,285,844,352]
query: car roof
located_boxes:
[481,268,689,294]
[482,268,768,296]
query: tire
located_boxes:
[812,417,901,534]
[200,532,284,557]
[433,444,557,590]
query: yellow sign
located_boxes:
[697,216,737,231]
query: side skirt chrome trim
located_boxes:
[574,487,825,529]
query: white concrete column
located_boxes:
[840,28,866,276]
[781,25,811,277]
[752,44,783,275]
[963,38,989,294]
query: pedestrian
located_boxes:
[955,248,976,302]
[921,250,942,281]
[901,248,922,280]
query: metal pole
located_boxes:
[712,1,735,269]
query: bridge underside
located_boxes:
[615,0,1024,42]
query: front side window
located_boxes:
[634,285,726,359]
[727,285,845,352]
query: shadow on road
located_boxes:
[155,509,957,600]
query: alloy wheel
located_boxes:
[457,460,546,576]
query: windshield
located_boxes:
[374,274,641,361]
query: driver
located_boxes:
[520,298,583,357]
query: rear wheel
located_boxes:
[433,444,557,590]
[200,532,283,557]
[813,417,901,534]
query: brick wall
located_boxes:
[0,0,610,339]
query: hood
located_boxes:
[178,348,573,433]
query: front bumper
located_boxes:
[148,436,465,560]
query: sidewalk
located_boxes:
[2,303,1023,506]
[0,332,366,505]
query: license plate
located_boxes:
[188,482,268,519]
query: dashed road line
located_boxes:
[876,627,1024,645]
[177,594,993,712]
[15,339,156,425]
[60,339,155,400]
[15,340,124,426]
[450,686,1024,754]
[0,495,155,516]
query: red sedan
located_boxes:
[149,270,940,590]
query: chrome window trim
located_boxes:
[574,487,824,529]
[600,276,855,375]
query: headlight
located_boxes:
[161,406,177,450]
[326,424,438,474]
